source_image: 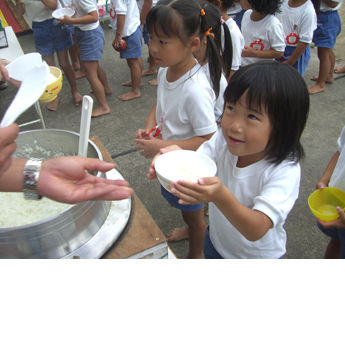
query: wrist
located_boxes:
[23,159,42,200]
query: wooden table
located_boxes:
[91,136,169,259]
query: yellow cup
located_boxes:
[39,66,63,103]
[308,187,345,222]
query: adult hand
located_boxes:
[170,176,223,205]
[37,156,134,204]
[0,124,19,178]
[318,207,345,229]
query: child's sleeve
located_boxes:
[113,0,127,15]
[298,4,318,44]
[269,17,286,52]
[337,126,345,153]
[253,162,301,228]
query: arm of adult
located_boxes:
[0,156,134,203]
[0,124,20,178]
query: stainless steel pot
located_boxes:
[0,129,111,259]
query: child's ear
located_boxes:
[188,36,200,52]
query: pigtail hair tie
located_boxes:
[204,28,212,36]
[200,9,206,16]
[220,16,225,24]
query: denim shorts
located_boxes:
[313,11,341,49]
[277,45,311,76]
[317,222,345,259]
[160,185,204,212]
[120,25,143,59]
[74,26,105,61]
[32,19,73,55]
[203,226,224,259]
[142,23,149,45]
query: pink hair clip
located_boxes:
[220,16,225,25]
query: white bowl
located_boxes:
[52,7,75,19]
[154,150,217,193]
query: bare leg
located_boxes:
[84,60,110,117]
[119,58,142,101]
[72,35,86,79]
[309,47,334,94]
[142,47,157,76]
[68,45,80,71]
[97,64,112,94]
[42,54,60,111]
[324,238,341,259]
[181,208,207,259]
[56,50,83,106]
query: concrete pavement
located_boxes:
[1,20,345,259]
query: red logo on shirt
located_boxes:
[110,8,116,18]
[250,39,264,51]
[286,32,299,45]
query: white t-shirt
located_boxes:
[200,63,227,122]
[276,0,317,46]
[72,0,99,31]
[241,10,285,66]
[197,129,301,259]
[224,17,244,70]
[320,0,342,11]
[25,1,61,22]
[330,126,345,191]
[109,0,140,38]
[156,64,218,141]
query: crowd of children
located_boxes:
[6,0,345,258]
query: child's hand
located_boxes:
[112,37,123,51]
[57,15,72,25]
[133,135,163,158]
[318,206,345,229]
[135,128,149,139]
[171,176,223,205]
[147,146,182,180]
[242,46,257,58]
[316,181,327,190]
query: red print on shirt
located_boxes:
[250,39,264,51]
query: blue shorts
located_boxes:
[120,25,143,59]
[74,26,105,61]
[67,24,74,35]
[313,10,341,49]
[142,23,149,45]
[160,185,204,212]
[203,226,224,259]
[277,45,311,76]
[317,222,345,259]
[32,19,73,56]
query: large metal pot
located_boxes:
[0,129,112,259]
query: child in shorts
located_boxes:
[276,0,317,76]
[110,0,143,101]
[308,0,342,95]
[58,0,112,117]
[314,125,345,259]
[137,0,158,79]
[15,0,82,111]
[240,0,285,66]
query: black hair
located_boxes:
[146,0,223,97]
[224,61,309,165]
[219,0,236,11]
[203,2,233,79]
[247,0,282,15]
